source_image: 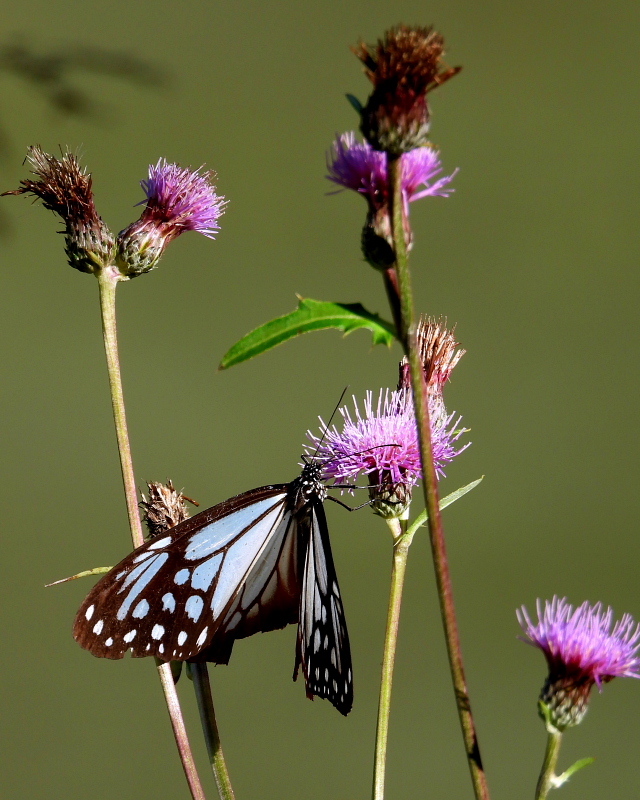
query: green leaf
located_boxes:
[406,477,484,539]
[554,757,595,787]
[219,297,397,370]
[345,93,363,113]
[45,565,113,587]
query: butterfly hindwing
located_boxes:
[73,485,293,661]
[296,498,353,715]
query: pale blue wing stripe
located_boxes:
[185,494,287,561]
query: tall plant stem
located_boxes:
[96,268,208,800]
[372,518,410,800]
[190,663,237,800]
[535,730,562,800]
[387,154,490,800]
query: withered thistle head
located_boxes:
[2,146,115,273]
[140,480,191,538]
[398,316,465,392]
[353,25,460,154]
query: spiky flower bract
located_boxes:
[327,132,456,268]
[117,159,226,276]
[398,316,465,392]
[140,480,191,539]
[2,146,115,274]
[518,597,640,730]
[308,389,468,518]
[353,25,460,154]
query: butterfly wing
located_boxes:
[73,484,298,661]
[295,498,353,715]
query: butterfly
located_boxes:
[73,456,354,715]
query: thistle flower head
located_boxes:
[352,25,460,154]
[328,132,456,209]
[518,597,640,730]
[2,145,115,274]
[327,132,456,268]
[117,159,226,276]
[140,480,191,538]
[398,316,465,392]
[308,389,468,518]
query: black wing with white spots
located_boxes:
[295,497,353,716]
[73,460,354,715]
[74,485,298,662]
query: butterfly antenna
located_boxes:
[312,386,348,459]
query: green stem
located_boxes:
[190,663,237,800]
[535,729,562,800]
[387,154,491,800]
[96,268,208,800]
[372,518,410,800]
[97,268,145,549]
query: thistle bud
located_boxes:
[2,146,115,274]
[352,25,460,155]
[398,316,465,391]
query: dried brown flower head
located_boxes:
[140,480,191,538]
[398,316,465,391]
[353,25,460,154]
[2,146,115,273]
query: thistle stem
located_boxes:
[535,730,562,800]
[96,268,208,800]
[190,663,237,800]
[372,518,410,800]
[97,268,145,549]
[386,154,490,800]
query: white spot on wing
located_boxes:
[196,627,209,647]
[151,624,165,640]
[132,599,150,618]
[93,620,104,635]
[174,568,190,585]
[178,631,188,646]
[105,638,113,647]
[186,595,204,621]
[85,605,94,621]
[162,593,176,612]
[123,630,137,643]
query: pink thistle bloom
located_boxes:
[327,131,457,211]
[307,389,468,518]
[518,597,640,729]
[117,159,226,276]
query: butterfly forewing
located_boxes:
[295,498,353,716]
[73,485,293,660]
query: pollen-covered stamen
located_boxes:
[517,597,640,731]
[2,145,115,274]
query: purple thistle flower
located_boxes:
[518,597,640,730]
[307,389,468,518]
[117,159,226,276]
[327,132,456,210]
[327,132,456,269]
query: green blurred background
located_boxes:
[1,0,639,798]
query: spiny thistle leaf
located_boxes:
[219,296,397,369]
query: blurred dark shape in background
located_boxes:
[0,37,168,234]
